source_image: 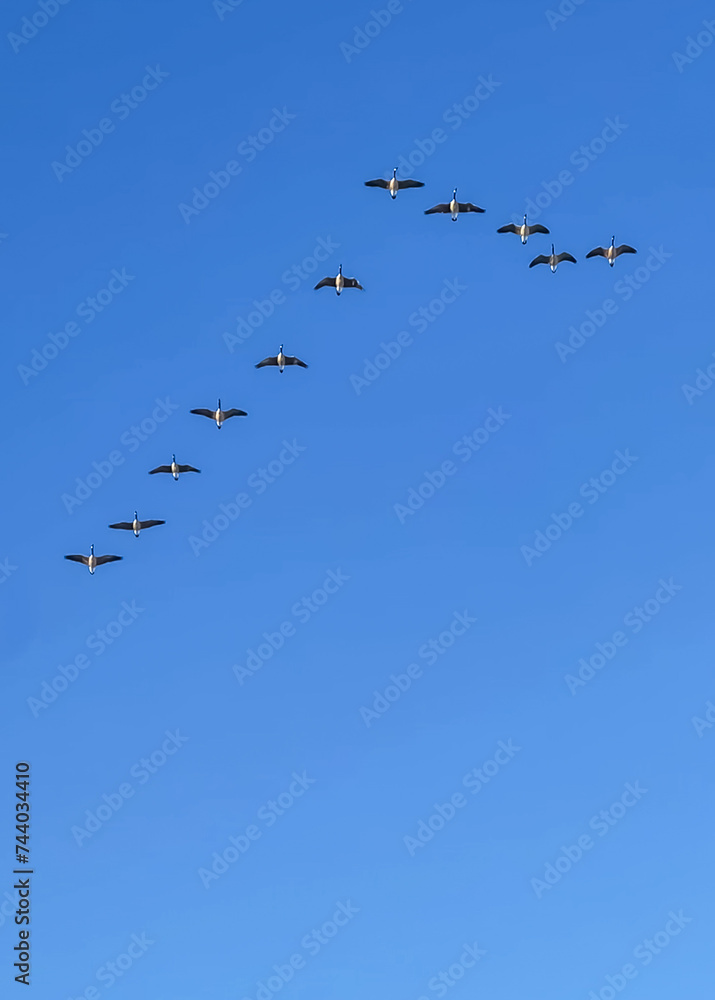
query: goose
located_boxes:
[364,167,424,199]
[190,399,248,429]
[529,244,577,272]
[109,511,166,537]
[65,544,122,575]
[585,236,637,266]
[497,214,550,244]
[314,264,363,295]
[149,454,200,480]
[255,346,308,373]
[424,188,485,221]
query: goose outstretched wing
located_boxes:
[65,554,89,565]
[108,521,133,530]
[556,252,577,264]
[149,464,172,474]
[424,203,451,214]
[94,554,122,566]
[497,224,519,234]
[528,224,550,235]
[529,255,550,268]
[139,519,166,529]
[397,179,424,189]
[615,244,637,256]
[314,276,336,289]
[177,464,200,474]
[343,277,363,289]
[458,201,485,213]
[364,178,390,188]
[283,355,308,368]
[585,247,607,259]
[255,356,279,368]
[223,408,248,418]
[190,408,215,419]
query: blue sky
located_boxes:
[2,0,714,997]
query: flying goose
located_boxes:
[364,167,424,199]
[425,189,485,221]
[529,244,577,272]
[585,236,637,266]
[65,544,122,575]
[255,346,308,373]
[190,399,248,429]
[314,264,363,295]
[109,511,166,537]
[149,454,200,480]
[497,215,550,244]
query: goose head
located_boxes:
[523,214,528,224]
[452,188,458,199]
[392,167,398,177]
[278,344,284,354]
[551,244,555,257]
[338,264,343,275]
[171,453,176,463]
[611,235,615,247]
[217,398,221,411]
[134,511,138,520]
[90,544,94,555]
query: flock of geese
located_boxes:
[65,167,638,573]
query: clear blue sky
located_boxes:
[2,0,714,997]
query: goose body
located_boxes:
[585,236,637,267]
[314,264,363,295]
[425,188,485,221]
[529,243,577,273]
[191,398,248,428]
[364,167,424,199]
[65,544,122,575]
[255,345,308,373]
[149,453,201,480]
[497,214,550,244]
[109,511,166,537]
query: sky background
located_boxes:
[2,0,714,997]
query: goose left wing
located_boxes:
[615,244,637,256]
[424,203,450,214]
[343,277,363,289]
[149,464,172,474]
[496,224,519,234]
[528,224,550,235]
[529,255,550,268]
[190,408,215,418]
[397,179,424,189]
[177,464,200,473]
[94,555,122,566]
[458,202,485,213]
[585,247,606,259]
[284,356,308,368]
[223,408,248,418]
[556,252,577,264]
[314,277,336,289]
[139,519,166,529]
[65,554,88,565]
[255,356,279,368]
[364,178,389,188]
[108,521,133,530]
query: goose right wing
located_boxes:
[528,224,550,235]
[177,464,200,474]
[255,356,279,368]
[364,178,390,188]
[149,465,172,474]
[529,255,550,268]
[458,202,485,213]
[108,522,133,530]
[314,277,336,289]
[497,224,519,234]
[585,247,606,259]
[65,554,88,565]
[95,555,122,566]
[397,179,424,189]
[557,252,577,264]
[284,356,308,368]
[139,519,166,529]
[615,244,637,255]
[424,203,450,214]
[223,408,248,418]
[190,408,214,418]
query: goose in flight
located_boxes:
[425,189,485,221]
[109,512,166,537]
[190,399,248,429]
[364,167,424,199]
[255,346,308,373]
[149,454,200,480]
[497,214,550,244]
[314,264,363,295]
[65,544,122,575]
[585,236,637,266]
[529,244,577,272]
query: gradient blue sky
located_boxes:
[2,0,714,997]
